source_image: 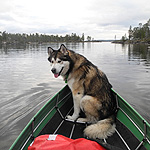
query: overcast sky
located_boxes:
[0,0,150,40]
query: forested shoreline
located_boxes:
[113,18,150,44]
[0,32,93,44]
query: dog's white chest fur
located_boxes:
[67,78,75,90]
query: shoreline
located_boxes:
[112,39,150,45]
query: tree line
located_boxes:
[0,32,93,44]
[128,18,150,41]
[121,18,150,43]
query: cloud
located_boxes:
[0,0,150,39]
[0,0,13,13]
[0,14,15,22]
[85,0,150,27]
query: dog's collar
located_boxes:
[65,74,69,83]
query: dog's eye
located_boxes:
[58,60,61,63]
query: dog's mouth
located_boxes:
[53,67,64,78]
[54,73,59,78]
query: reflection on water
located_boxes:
[128,44,150,67]
[0,42,150,150]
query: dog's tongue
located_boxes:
[54,74,59,78]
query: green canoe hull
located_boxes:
[9,85,150,150]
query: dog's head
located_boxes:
[48,44,70,78]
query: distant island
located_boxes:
[112,18,150,44]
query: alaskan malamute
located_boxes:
[48,44,117,139]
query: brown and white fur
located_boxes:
[48,44,117,139]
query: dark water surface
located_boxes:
[0,42,150,149]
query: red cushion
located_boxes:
[28,135,106,150]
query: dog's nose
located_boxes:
[51,68,56,74]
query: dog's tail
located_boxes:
[84,116,116,139]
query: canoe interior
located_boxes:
[39,101,145,150]
[9,85,150,150]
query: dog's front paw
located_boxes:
[77,118,88,123]
[66,115,76,121]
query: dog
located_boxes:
[48,44,117,139]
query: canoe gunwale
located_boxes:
[119,104,150,145]
[112,88,150,149]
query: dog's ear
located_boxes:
[60,44,68,55]
[48,47,53,56]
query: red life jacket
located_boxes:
[28,134,106,150]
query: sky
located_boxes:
[0,0,150,40]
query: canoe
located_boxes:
[9,85,150,150]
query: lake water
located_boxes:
[0,42,150,149]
